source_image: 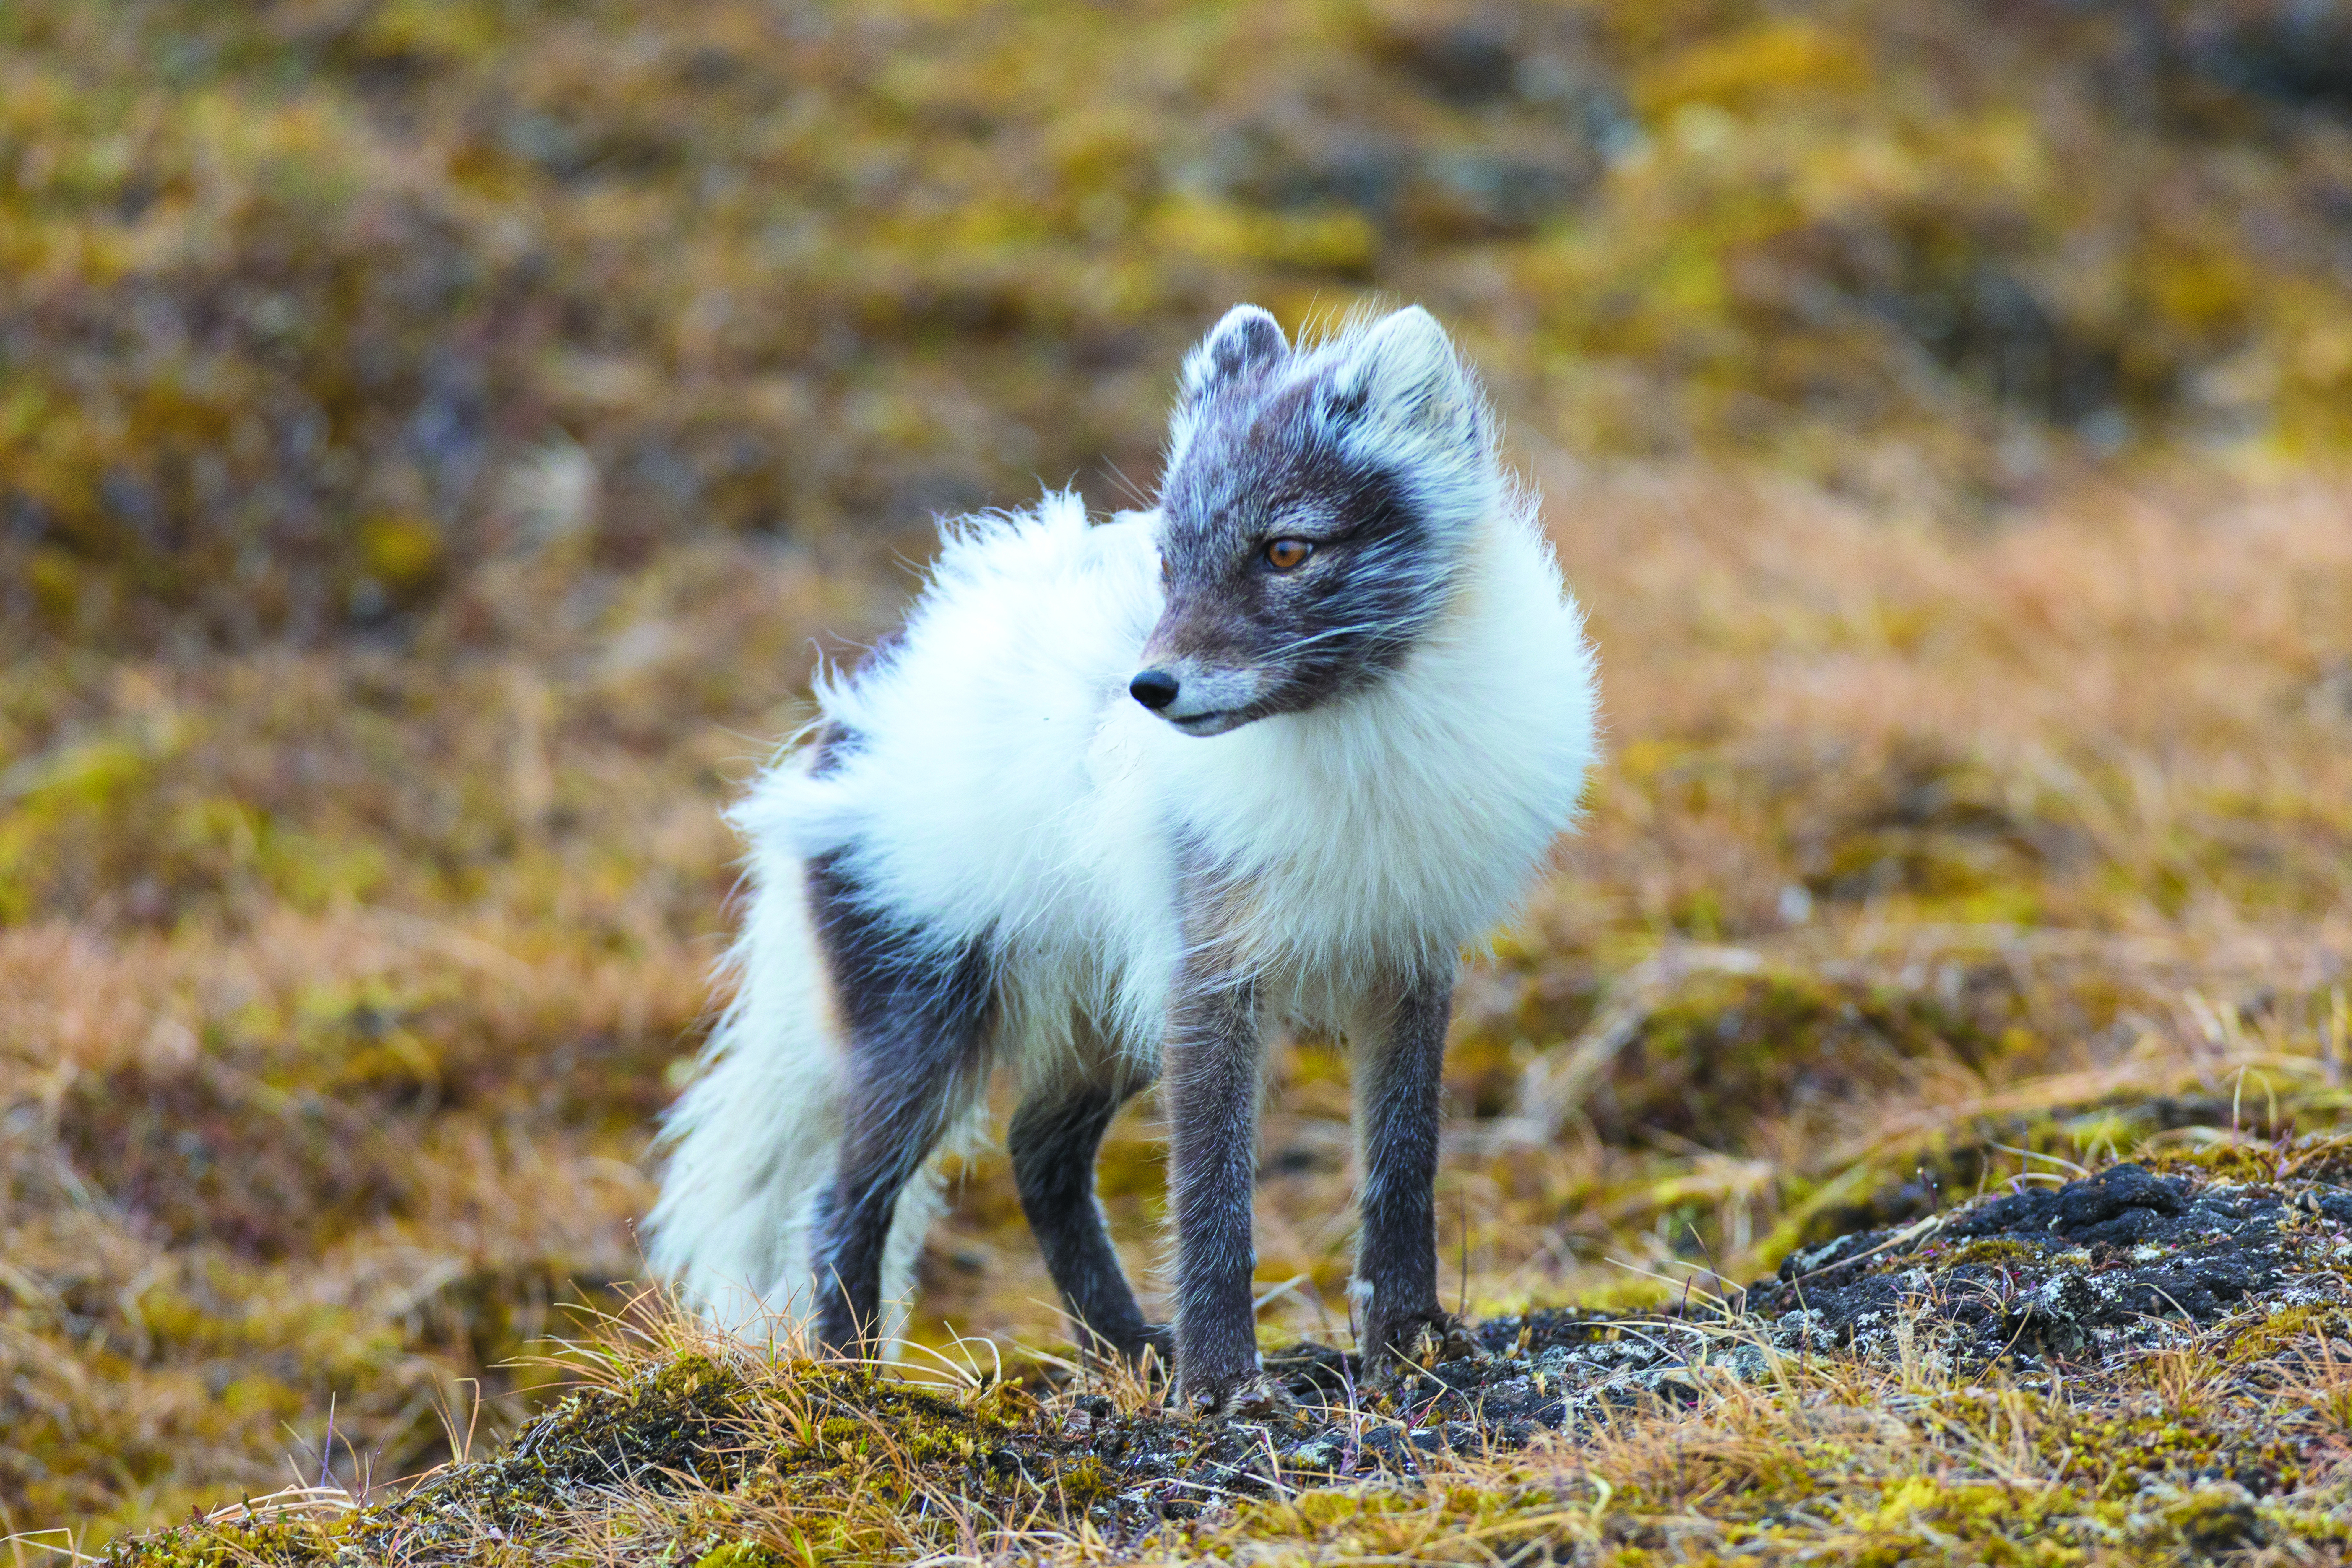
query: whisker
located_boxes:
[1098,459,1156,511]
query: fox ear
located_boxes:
[1181,304,1287,401]
[1327,306,1480,448]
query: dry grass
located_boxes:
[7,460,2347,1562]
[1173,1320,2352,1566]
[2,0,2350,1560]
[75,1181,2352,1566]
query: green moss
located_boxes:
[2287,1133,2352,1185]
[2140,1143,2282,1182]
[102,1515,346,1568]
[2221,1303,2352,1366]
[691,1544,787,1568]
[1582,968,2006,1157]
[2161,1485,2264,1554]
[1054,1456,1116,1508]
[1934,1238,2040,1267]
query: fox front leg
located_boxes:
[1352,967,1483,1382]
[1162,911,1288,1415]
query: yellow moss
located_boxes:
[2139,1142,2280,1183]
[1147,199,1378,276]
[8,0,2352,1555]
[357,515,446,592]
[1936,1239,2039,1267]
[1637,21,1872,116]
[1055,1456,1115,1508]
[692,1545,785,1568]
[2221,1303,2350,1366]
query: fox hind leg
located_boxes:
[1009,1047,1163,1365]
[1351,966,1482,1381]
[806,852,995,1356]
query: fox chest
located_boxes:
[1170,767,1546,981]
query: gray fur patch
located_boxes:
[1140,309,1487,731]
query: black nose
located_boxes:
[1129,669,1180,711]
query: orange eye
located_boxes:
[1264,538,1313,571]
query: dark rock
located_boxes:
[2173,0,2352,111]
[1778,1227,1883,1280]
[2057,1162,2187,1228]
[1409,150,1588,239]
[2009,1270,2099,1358]
[1393,23,1520,104]
[1741,1160,2324,1369]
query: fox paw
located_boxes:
[1363,1311,1486,1388]
[1183,1369,1296,1421]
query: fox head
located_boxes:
[1132,304,1499,737]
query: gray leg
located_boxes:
[1352,967,1476,1377]
[1009,1058,1162,1362]
[806,852,995,1355]
[1164,967,1272,1410]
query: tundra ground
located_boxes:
[10,462,2350,1565]
[3,0,2350,1561]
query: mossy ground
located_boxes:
[3,0,2350,1562]
[102,1155,2352,1565]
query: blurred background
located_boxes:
[3,0,2349,1543]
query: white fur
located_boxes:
[650,334,1600,1348]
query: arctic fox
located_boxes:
[648,304,1599,1411]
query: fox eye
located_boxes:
[1263,538,1313,571]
